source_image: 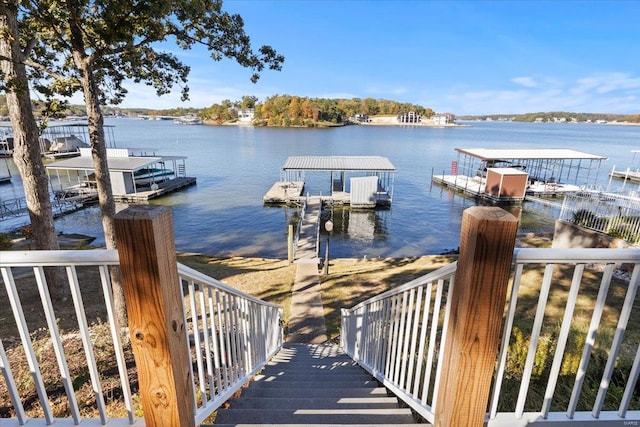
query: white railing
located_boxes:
[341,262,457,424]
[179,263,283,425]
[0,249,283,426]
[341,247,640,425]
[559,191,640,245]
[1,250,134,426]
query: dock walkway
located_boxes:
[263,181,304,203]
[113,177,196,202]
[610,168,640,184]
[294,197,322,263]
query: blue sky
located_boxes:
[119,0,640,115]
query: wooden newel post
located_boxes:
[114,205,195,427]
[434,206,518,427]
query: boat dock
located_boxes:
[610,167,640,184]
[263,181,305,203]
[113,177,196,202]
[432,148,608,203]
[264,156,395,208]
[0,193,96,223]
[608,150,640,185]
[294,197,322,263]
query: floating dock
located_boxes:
[433,148,607,203]
[264,156,395,208]
[113,177,196,202]
[610,168,640,184]
[263,181,304,203]
[608,150,640,184]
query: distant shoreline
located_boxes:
[213,116,470,128]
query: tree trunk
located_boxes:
[68,9,126,326]
[0,2,66,298]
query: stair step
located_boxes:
[261,365,367,373]
[248,379,380,389]
[213,425,421,427]
[211,344,418,425]
[254,373,373,382]
[268,356,357,362]
[227,396,401,410]
[238,387,390,399]
[213,408,416,425]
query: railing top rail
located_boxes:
[346,261,457,311]
[0,249,281,310]
[177,262,281,309]
[513,247,640,263]
[345,247,640,313]
[0,249,120,266]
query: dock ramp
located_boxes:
[294,197,321,263]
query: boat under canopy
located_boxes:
[46,147,194,201]
[433,148,608,203]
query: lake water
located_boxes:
[1,119,638,258]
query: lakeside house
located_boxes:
[397,111,422,123]
[431,113,456,125]
[235,107,255,122]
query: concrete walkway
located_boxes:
[286,262,328,344]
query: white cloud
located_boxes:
[511,77,538,88]
[438,72,640,115]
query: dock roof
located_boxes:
[46,155,162,173]
[282,156,396,172]
[455,148,607,161]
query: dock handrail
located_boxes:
[341,209,640,425]
[292,197,307,260]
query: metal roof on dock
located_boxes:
[282,156,396,171]
[455,148,607,161]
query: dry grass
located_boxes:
[319,255,457,341]
[177,254,296,325]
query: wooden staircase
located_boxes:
[213,343,421,426]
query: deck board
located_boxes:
[263,181,304,203]
[295,197,322,264]
[114,177,197,202]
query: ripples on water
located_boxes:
[2,119,638,258]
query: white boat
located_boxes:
[134,166,175,186]
[173,116,203,125]
[46,135,90,158]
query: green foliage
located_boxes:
[15,0,284,108]
[572,209,598,228]
[500,325,633,412]
[226,94,434,127]
[0,232,12,249]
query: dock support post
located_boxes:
[434,206,518,427]
[114,205,195,427]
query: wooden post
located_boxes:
[114,205,195,427]
[434,206,518,427]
